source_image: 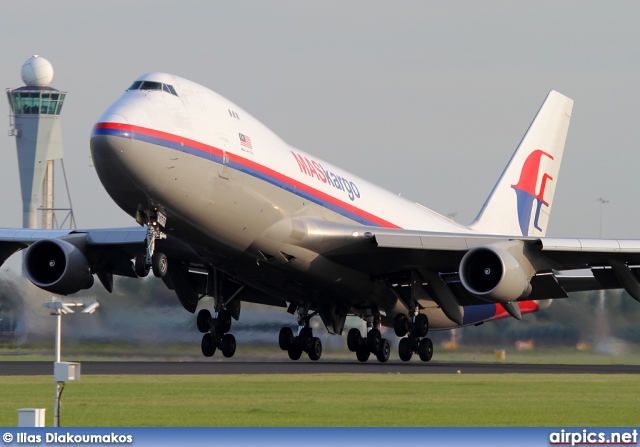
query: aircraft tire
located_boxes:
[216,309,232,334]
[201,333,216,357]
[308,337,322,361]
[418,337,433,362]
[221,333,236,358]
[398,338,412,362]
[367,328,382,353]
[413,314,429,338]
[376,338,390,363]
[134,254,149,277]
[152,252,168,278]
[356,346,370,362]
[347,328,362,352]
[288,344,303,361]
[394,314,410,337]
[279,327,294,350]
[196,309,212,333]
[298,327,313,352]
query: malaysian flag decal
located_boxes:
[239,133,253,149]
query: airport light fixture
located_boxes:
[43,297,99,427]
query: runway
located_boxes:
[1,361,639,375]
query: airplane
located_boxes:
[3,72,640,363]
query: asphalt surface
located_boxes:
[1,361,639,375]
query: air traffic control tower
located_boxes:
[6,55,74,230]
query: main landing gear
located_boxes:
[197,308,236,358]
[346,327,391,363]
[278,305,323,361]
[196,269,242,359]
[347,311,390,363]
[394,313,433,362]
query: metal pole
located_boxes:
[597,197,609,239]
[54,311,61,427]
[55,311,61,363]
[596,197,610,353]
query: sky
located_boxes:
[1,0,640,255]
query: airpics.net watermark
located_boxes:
[3,432,133,444]
[549,429,638,446]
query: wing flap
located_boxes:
[284,218,640,302]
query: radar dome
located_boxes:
[21,55,54,86]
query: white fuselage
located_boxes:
[95,73,473,234]
[90,73,484,329]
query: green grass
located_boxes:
[1,374,638,427]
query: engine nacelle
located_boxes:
[459,245,532,304]
[24,239,94,295]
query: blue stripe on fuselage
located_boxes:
[92,127,382,227]
[462,304,497,325]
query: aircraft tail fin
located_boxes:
[470,91,573,237]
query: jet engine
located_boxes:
[24,239,94,295]
[459,244,532,304]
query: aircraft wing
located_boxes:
[0,227,203,279]
[285,218,640,311]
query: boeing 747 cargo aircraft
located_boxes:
[3,73,640,362]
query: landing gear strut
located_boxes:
[395,312,433,362]
[346,310,390,363]
[278,305,323,361]
[392,271,434,362]
[134,209,168,278]
[196,269,242,359]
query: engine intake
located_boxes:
[459,245,531,303]
[24,239,94,295]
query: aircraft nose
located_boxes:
[90,113,135,195]
[90,113,132,161]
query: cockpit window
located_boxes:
[126,80,178,96]
[140,81,163,91]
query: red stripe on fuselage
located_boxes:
[94,122,401,229]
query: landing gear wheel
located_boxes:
[152,252,168,278]
[197,309,212,333]
[398,338,413,362]
[308,337,322,361]
[413,314,429,338]
[418,337,433,362]
[216,309,232,334]
[298,327,313,352]
[279,327,294,350]
[288,344,303,361]
[394,314,410,337]
[376,338,390,363]
[134,254,149,277]
[201,333,216,357]
[221,333,236,358]
[356,346,370,362]
[367,328,382,353]
[347,328,362,352]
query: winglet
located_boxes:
[470,91,574,237]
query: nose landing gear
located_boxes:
[134,210,168,278]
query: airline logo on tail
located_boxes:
[511,149,554,236]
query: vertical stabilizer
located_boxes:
[470,91,573,237]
